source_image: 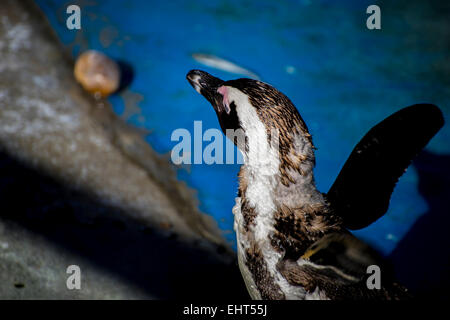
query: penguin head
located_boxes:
[187,69,240,135]
[187,70,312,160]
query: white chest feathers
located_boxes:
[226,86,323,299]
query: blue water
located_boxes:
[35,0,449,255]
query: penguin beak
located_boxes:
[186,70,224,112]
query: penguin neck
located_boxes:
[241,130,324,212]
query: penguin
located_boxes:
[186,69,444,300]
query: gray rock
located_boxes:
[0,0,246,299]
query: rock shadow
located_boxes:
[0,150,248,299]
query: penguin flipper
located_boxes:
[326,104,444,230]
[278,233,411,300]
[299,233,382,278]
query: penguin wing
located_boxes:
[326,104,444,230]
[278,233,411,299]
[299,233,382,279]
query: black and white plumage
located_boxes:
[186,69,444,300]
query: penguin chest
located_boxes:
[232,197,314,300]
[232,197,260,299]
